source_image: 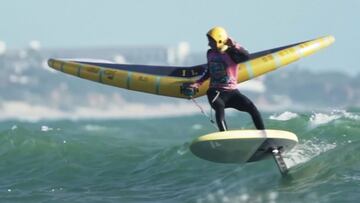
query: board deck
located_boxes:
[190,130,298,164]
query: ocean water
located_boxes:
[0,110,359,203]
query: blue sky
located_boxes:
[1,0,359,73]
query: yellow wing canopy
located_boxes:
[47,35,335,99]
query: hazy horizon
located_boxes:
[1,0,359,73]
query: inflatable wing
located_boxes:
[47,35,334,99]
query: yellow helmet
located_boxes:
[207,26,229,50]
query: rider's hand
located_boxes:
[189,83,199,89]
[226,38,235,47]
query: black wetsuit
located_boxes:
[207,88,265,131]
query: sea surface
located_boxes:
[0,110,359,203]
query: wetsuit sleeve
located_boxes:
[194,69,210,86]
[226,39,250,63]
[193,50,211,86]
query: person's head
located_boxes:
[207,26,229,52]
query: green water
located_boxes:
[0,111,359,203]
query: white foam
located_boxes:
[309,112,341,127]
[239,193,250,202]
[284,139,336,168]
[343,174,360,182]
[83,124,107,132]
[336,109,360,120]
[41,125,53,132]
[308,110,359,128]
[269,111,298,121]
[197,189,280,203]
[11,125,17,130]
[176,144,188,156]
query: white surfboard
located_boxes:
[190,130,298,175]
